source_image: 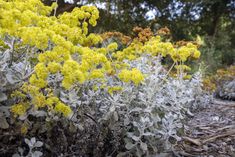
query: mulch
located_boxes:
[174,99,235,157]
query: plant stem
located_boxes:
[54,0,58,16]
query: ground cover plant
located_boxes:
[0,0,211,156]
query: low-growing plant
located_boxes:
[13,137,43,157]
[203,65,235,100]
[0,0,210,156]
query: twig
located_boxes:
[9,38,15,66]
[202,130,235,144]
[182,136,202,146]
[83,113,98,124]
[23,45,30,76]
[178,151,197,157]
[216,125,235,131]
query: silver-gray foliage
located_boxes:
[58,55,211,156]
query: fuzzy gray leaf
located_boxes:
[32,151,43,157]
[140,141,148,151]
[0,92,7,102]
[0,115,9,129]
[125,142,136,150]
[34,141,43,147]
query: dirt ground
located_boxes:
[174,99,235,157]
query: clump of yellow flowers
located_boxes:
[118,68,144,85]
[11,103,30,117]
[113,35,201,79]
[0,0,201,118]
[0,0,102,117]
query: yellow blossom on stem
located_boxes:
[107,86,123,95]
[54,102,72,117]
[47,62,61,74]
[11,103,29,117]
[118,68,144,85]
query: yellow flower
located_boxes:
[174,65,191,71]
[192,50,201,59]
[107,86,123,95]
[118,68,144,85]
[131,68,145,85]
[11,103,29,117]
[46,97,59,108]
[47,62,61,73]
[21,123,29,135]
[89,69,105,79]
[61,60,85,89]
[54,102,72,117]
[29,74,47,88]
[183,75,192,80]
[107,42,118,51]
[34,63,49,79]
[32,94,47,109]
[11,91,26,99]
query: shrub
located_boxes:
[0,0,209,156]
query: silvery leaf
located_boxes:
[142,132,155,137]
[129,107,142,113]
[32,151,43,157]
[0,49,10,63]
[0,106,10,117]
[30,110,47,117]
[0,75,7,87]
[12,154,21,157]
[30,137,36,145]
[113,111,118,121]
[34,141,43,147]
[24,138,32,147]
[18,147,24,154]
[140,142,148,151]
[19,114,28,120]
[0,114,9,129]
[109,105,115,112]
[124,118,130,125]
[131,135,140,141]
[6,72,20,84]
[125,142,136,150]
[0,92,7,102]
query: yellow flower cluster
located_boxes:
[0,0,108,117]
[47,62,62,74]
[11,83,73,117]
[172,43,200,62]
[61,60,85,89]
[11,103,29,117]
[202,65,235,92]
[107,42,118,51]
[54,102,72,117]
[34,63,49,79]
[118,68,144,85]
[89,69,105,79]
[107,86,123,95]
[114,41,143,61]
[32,93,47,109]
[142,36,200,62]
[114,35,200,65]
[202,77,216,92]
[2,0,201,119]
[113,34,201,79]
[46,97,59,108]
[29,74,47,88]
[174,65,191,71]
